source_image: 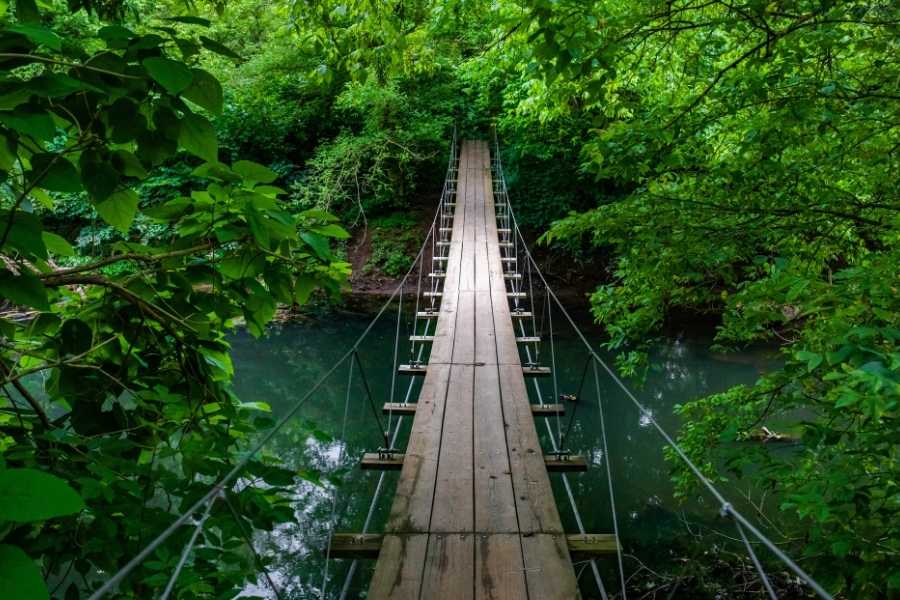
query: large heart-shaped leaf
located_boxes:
[181,69,223,115]
[142,57,193,94]
[94,188,138,233]
[0,545,48,600]
[0,468,84,522]
[178,113,218,162]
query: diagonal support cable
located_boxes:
[222,493,285,600]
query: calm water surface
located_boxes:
[230,303,778,599]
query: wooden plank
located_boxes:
[328,533,383,559]
[451,291,475,364]
[398,364,427,376]
[383,402,417,415]
[361,452,405,470]
[382,402,564,418]
[430,364,474,532]
[331,532,617,560]
[544,455,588,472]
[532,403,565,417]
[473,365,517,532]
[386,364,451,532]
[498,364,565,534]
[566,534,620,558]
[420,533,474,599]
[474,291,498,366]
[475,534,528,600]
[523,366,551,377]
[369,534,428,599]
[521,534,580,599]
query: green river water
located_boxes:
[230,302,779,599]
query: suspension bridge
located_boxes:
[88,132,834,600]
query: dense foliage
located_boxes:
[528,1,899,596]
[1,0,897,598]
[0,2,348,598]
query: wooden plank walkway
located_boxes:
[368,140,579,599]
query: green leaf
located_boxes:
[199,35,242,60]
[0,544,48,600]
[0,270,48,310]
[233,160,277,184]
[835,390,859,408]
[6,24,61,51]
[0,105,55,141]
[42,231,74,256]
[28,154,82,193]
[181,69,223,115]
[294,275,317,305]
[111,150,148,179]
[4,210,46,259]
[299,231,332,260]
[310,223,350,239]
[795,350,823,372]
[192,162,240,182]
[97,25,134,48]
[0,469,83,522]
[178,113,218,162]
[94,189,138,232]
[142,57,193,94]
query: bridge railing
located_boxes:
[489,126,832,600]
[86,127,462,600]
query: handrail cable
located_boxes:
[492,126,833,600]
[87,127,459,600]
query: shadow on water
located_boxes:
[229,304,778,599]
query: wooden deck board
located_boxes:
[476,534,528,600]
[473,365,517,532]
[430,364,475,532]
[369,140,577,599]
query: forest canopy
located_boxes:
[0,0,897,598]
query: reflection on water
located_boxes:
[230,305,776,598]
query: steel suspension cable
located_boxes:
[87,136,458,600]
[734,516,778,600]
[159,496,217,600]
[497,142,833,600]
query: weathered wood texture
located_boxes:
[369,140,577,599]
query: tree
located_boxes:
[0,2,348,597]
[525,0,899,595]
